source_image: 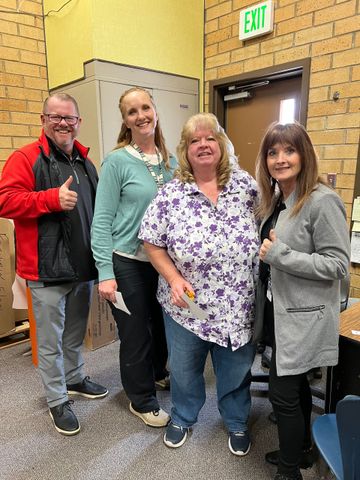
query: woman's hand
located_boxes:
[169,277,194,309]
[98,279,117,303]
[260,229,277,261]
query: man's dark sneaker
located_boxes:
[49,400,80,436]
[265,448,315,469]
[274,470,303,480]
[163,421,189,448]
[155,376,170,391]
[228,431,251,456]
[67,376,108,399]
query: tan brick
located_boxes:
[0,19,18,35]
[19,24,44,41]
[275,4,295,22]
[333,47,360,68]
[318,159,342,173]
[274,44,310,64]
[339,188,354,204]
[23,76,48,90]
[205,0,219,8]
[0,111,10,122]
[352,66,360,82]
[4,60,40,77]
[205,68,219,82]
[0,86,5,97]
[295,24,333,46]
[0,46,20,61]
[218,37,242,54]
[27,101,43,114]
[335,174,355,189]
[314,0,357,25]
[277,14,312,36]
[0,11,35,26]
[331,82,360,99]
[20,50,46,66]
[232,22,239,37]
[0,137,12,148]
[278,0,297,5]
[0,72,24,87]
[11,111,40,125]
[244,53,274,72]
[311,55,332,73]
[307,116,326,131]
[346,129,360,143]
[19,0,43,15]
[2,33,38,51]
[310,130,345,145]
[0,98,26,111]
[218,62,244,78]
[1,124,30,137]
[308,99,347,117]
[38,41,45,54]
[40,66,47,79]
[343,159,357,174]
[231,43,259,62]
[219,11,239,29]
[335,14,360,35]
[12,136,37,148]
[205,44,218,57]
[0,0,16,8]
[349,97,360,113]
[206,26,232,46]
[310,67,350,88]
[312,34,353,57]
[261,34,293,55]
[206,1,232,21]
[0,149,14,161]
[324,144,358,159]
[205,52,230,69]
[5,86,43,101]
[327,113,360,128]
[308,86,329,103]
[296,0,334,15]
[205,18,218,34]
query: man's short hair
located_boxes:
[43,93,80,116]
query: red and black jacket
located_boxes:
[0,130,98,282]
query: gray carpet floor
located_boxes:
[0,340,328,480]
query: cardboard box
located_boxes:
[0,221,16,335]
[85,287,117,350]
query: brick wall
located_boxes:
[204,0,360,296]
[0,0,48,173]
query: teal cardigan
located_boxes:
[91,148,176,282]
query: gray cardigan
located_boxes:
[261,184,350,376]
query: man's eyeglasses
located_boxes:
[44,114,79,126]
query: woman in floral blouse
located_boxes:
[139,113,259,454]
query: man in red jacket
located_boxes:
[0,93,108,436]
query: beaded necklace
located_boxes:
[130,141,164,188]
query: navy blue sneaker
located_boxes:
[228,430,251,456]
[163,421,189,448]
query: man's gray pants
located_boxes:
[29,281,93,408]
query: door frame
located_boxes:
[209,58,311,128]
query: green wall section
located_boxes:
[44,0,203,92]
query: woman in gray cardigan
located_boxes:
[255,122,350,480]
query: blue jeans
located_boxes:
[164,311,255,432]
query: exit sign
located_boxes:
[239,0,274,41]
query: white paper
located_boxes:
[352,221,360,232]
[112,291,131,315]
[181,293,207,321]
[350,231,360,263]
[352,198,360,221]
[351,330,360,336]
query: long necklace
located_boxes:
[130,141,164,188]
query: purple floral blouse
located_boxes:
[139,166,259,350]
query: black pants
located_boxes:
[109,254,168,412]
[269,347,312,476]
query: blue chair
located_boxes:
[312,395,360,479]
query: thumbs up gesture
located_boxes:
[59,175,78,211]
[260,229,276,261]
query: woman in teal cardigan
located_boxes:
[91,87,176,428]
